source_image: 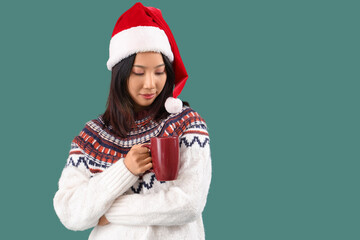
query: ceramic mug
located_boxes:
[144,136,180,181]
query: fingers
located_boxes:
[137,157,152,173]
[141,161,153,173]
[143,156,152,164]
[98,215,110,226]
[125,144,152,175]
[140,148,151,155]
[140,144,151,154]
[137,156,152,168]
[132,144,150,154]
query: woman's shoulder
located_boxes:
[169,106,207,124]
[80,116,108,135]
[162,106,208,136]
[73,116,114,146]
[72,116,127,159]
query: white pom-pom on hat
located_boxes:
[165,97,183,114]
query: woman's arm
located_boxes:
[104,128,212,226]
[53,143,139,231]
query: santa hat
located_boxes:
[107,2,188,114]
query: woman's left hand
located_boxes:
[98,215,110,226]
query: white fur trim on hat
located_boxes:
[165,97,183,114]
[107,26,174,70]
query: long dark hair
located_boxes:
[102,53,175,138]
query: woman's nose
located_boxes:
[143,73,156,89]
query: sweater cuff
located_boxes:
[95,158,138,198]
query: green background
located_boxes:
[1,0,358,239]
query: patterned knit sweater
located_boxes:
[53,107,212,240]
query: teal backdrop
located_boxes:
[0,0,358,239]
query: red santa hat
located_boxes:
[106,2,188,114]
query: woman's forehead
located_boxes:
[133,52,164,67]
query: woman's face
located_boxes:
[128,52,167,111]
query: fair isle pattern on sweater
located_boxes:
[54,106,212,239]
[66,107,209,194]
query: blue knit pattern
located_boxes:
[180,136,209,148]
[131,174,166,194]
[67,156,89,169]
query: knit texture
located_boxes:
[53,107,212,240]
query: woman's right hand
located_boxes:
[123,144,152,176]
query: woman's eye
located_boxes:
[133,72,144,76]
[155,71,165,75]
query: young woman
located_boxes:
[53,3,212,240]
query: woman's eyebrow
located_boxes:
[133,63,165,68]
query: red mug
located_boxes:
[144,136,180,181]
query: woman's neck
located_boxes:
[134,108,151,120]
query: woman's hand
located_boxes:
[98,215,110,226]
[123,144,152,176]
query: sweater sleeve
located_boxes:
[53,142,139,231]
[104,126,212,226]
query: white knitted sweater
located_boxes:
[53,107,212,239]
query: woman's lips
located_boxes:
[141,94,155,99]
